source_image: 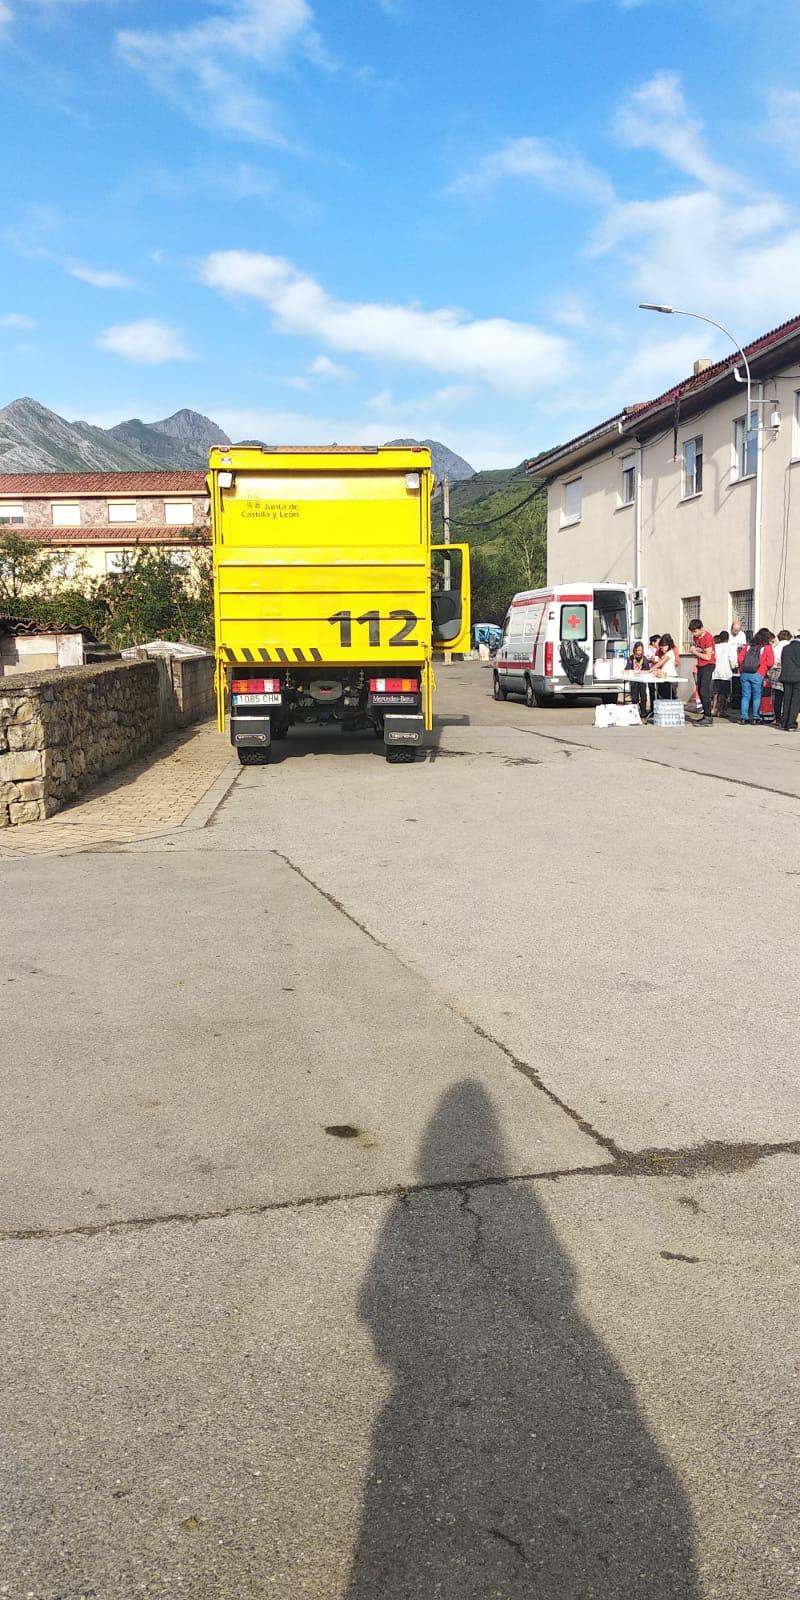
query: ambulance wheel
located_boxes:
[524,677,535,708]
[237,747,271,765]
[493,673,507,701]
[534,691,554,708]
[386,746,416,764]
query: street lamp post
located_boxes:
[638,302,761,626]
[638,303,752,423]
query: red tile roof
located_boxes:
[23,527,206,546]
[626,311,800,426]
[528,311,800,474]
[0,471,206,496]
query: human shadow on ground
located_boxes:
[345,1080,699,1598]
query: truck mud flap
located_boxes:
[383,713,424,747]
[231,716,271,749]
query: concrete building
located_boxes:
[0,471,208,582]
[529,315,800,645]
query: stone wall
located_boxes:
[170,654,215,726]
[0,660,161,827]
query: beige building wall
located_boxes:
[547,363,800,642]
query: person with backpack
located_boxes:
[737,628,775,724]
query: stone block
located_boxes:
[16,778,45,801]
[0,750,41,782]
[8,800,45,825]
[7,722,41,752]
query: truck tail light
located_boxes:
[369,678,418,692]
[544,643,553,678]
[231,677,280,693]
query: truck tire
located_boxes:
[525,677,535,708]
[534,691,554,708]
[237,747,271,765]
[493,673,507,701]
[386,746,416,764]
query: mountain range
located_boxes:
[0,398,476,486]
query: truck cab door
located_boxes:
[431,544,471,655]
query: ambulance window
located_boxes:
[561,604,587,641]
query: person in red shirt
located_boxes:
[688,619,716,725]
[737,629,775,724]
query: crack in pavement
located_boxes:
[3,1139,797,1245]
[641,756,800,804]
[272,848,624,1162]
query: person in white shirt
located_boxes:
[711,629,735,716]
[772,629,793,726]
[729,617,747,652]
[728,616,747,714]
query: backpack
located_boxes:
[742,644,762,674]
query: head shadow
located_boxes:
[345,1078,698,1598]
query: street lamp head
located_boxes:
[639,303,674,314]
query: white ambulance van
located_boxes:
[493,582,647,706]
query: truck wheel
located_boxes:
[237,747,271,765]
[493,673,507,701]
[534,691,554,708]
[525,677,535,708]
[386,746,416,764]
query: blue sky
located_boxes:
[1,0,799,468]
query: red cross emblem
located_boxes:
[567,613,580,629]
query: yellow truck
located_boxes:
[209,444,470,764]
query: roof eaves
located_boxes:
[525,413,626,478]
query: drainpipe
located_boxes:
[634,438,643,590]
[753,382,764,626]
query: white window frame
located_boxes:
[52,551,80,581]
[164,501,194,526]
[107,501,138,524]
[51,502,81,527]
[619,454,636,507]
[561,476,582,527]
[681,437,703,500]
[733,412,757,481]
[167,548,192,570]
[105,549,130,575]
[0,502,24,525]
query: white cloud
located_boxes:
[309,354,351,378]
[0,2,12,28]
[69,264,136,289]
[450,136,613,205]
[200,250,569,393]
[97,319,192,365]
[765,88,800,166]
[117,0,324,143]
[0,312,35,329]
[615,72,743,194]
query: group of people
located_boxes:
[626,616,800,729]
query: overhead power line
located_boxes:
[449,485,544,532]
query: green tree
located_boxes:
[0,534,66,607]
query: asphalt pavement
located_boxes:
[2,663,798,1599]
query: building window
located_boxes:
[108,501,137,523]
[620,454,636,506]
[168,549,192,569]
[681,596,701,650]
[51,552,80,581]
[560,603,587,642]
[0,502,24,525]
[105,550,130,575]
[562,477,582,525]
[733,412,757,480]
[730,589,754,633]
[681,437,703,499]
[164,501,194,525]
[51,502,81,527]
